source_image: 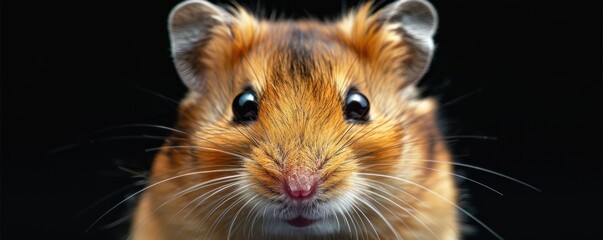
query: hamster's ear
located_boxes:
[379,0,437,85]
[168,0,231,91]
[341,0,438,87]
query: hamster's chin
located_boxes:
[257,201,343,236]
[265,216,340,235]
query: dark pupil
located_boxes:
[232,91,258,123]
[345,91,370,122]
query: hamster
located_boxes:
[131,0,458,239]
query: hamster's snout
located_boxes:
[283,167,318,200]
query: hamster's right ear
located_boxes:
[169,0,231,91]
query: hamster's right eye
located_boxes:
[232,91,258,123]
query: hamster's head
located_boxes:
[155,0,446,237]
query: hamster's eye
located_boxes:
[232,91,258,123]
[344,90,370,122]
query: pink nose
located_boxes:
[283,168,318,200]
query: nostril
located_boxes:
[284,180,317,200]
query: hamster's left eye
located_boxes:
[232,91,258,123]
[344,90,370,122]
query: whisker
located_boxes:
[341,109,408,152]
[358,148,539,192]
[75,179,146,220]
[330,121,384,159]
[194,183,254,239]
[413,164,503,195]
[354,134,497,161]
[402,159,541,192]
[364,163,504,195]
[332,199,353,238]
[231,125,276,166]
[210,184,257,237]
[99,213,131,230]
[347,197,377,240]
[134,86,181,105]
[85,123,245,157]
[170,181,243,239]
[358,172,504,240]
[227,195,257,240]
[332,106,361,155]
[208,191,250,239]
[326,57,361,152]
[85,168,243,232]
[341,194,369,240]
[243,198,264,238]
[402,135,498,146]
[129,175,245,240]
[345,200,361,240]
[93,134,185,142]
[356,190,418,240]
[241,47,275,90]
[334,198,358,239]
[330,207,341,234]
[50,134,186,154]
[260,203,269,237]
[233,124,261,147]
[145,145,249,160]
[438,88,483,109]
[360,178,423,203]
[343,57,359,88]
[188,185,246,239]
[352,194,401,240]
[353,180,440,240]
[83,164,242,225]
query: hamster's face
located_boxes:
[153,1,446,238]
[171,25,434,237]
[230,30,407,235]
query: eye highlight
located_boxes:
[344,89,370,122]
[232,90,258,123]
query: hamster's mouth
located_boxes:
[286,215,317,227]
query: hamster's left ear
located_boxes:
[341,0,438,87]
[379,0,438,85]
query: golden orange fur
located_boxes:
[132,1,458,239]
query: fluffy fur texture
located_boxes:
[132,0,458,239]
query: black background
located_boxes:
[2,0,601,239]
